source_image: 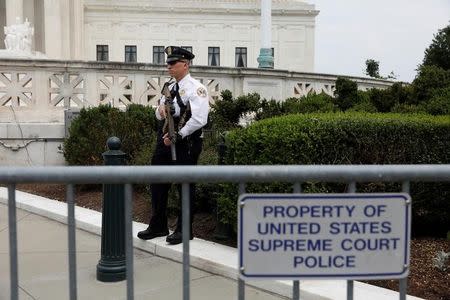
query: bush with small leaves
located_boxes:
[64,104,156,166]
[219,113,450,236]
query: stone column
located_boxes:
[60,0,70,59]
[70,0,84,59]
[257,0,274,68]
[44,0,62,59]
[6,0,23,25]
[305,24,315,72]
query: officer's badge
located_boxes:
[166,46,172,55]
[197,87,207,97]
[179,89,186,96]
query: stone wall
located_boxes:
[0,59,393,166]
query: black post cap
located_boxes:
[107,136,121,150]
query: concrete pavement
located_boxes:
[0,203,287,300]
[0,188,423,300]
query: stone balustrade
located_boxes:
[0,58,393,165]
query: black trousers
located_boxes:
[149,134,203,233]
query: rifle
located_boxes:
[161,81,177,162]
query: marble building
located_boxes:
[0,1,395,166]
[0,0,318,71]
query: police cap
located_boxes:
[165,46,195,63]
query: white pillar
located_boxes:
[260,0,271,49]
[305,24,315,72]
[44,0,62,59]
[70,0,84,59]
[257,0,274,68]
[6,0,24,25]
[59,0,70,59]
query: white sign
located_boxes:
[238,193,411,280]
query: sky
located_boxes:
[307,0,450,82]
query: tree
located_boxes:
[422,23,450,70]
[413,65,450,102]
[365,59,397,80]
[386,71,398,80]
[365,59,381,78]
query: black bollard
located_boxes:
[213,133,232,240]
[97,136,127,282]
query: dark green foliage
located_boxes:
[365,59,381,78]
[219,113,450,236]
[255,98,284,120]
[348,91,377,112]
[132,141,155,166]
[255,93,336,120]
[227,112,450,165]
[422,23,450,70]
[195,141,221,212]
[334,77,359,110]
[368,88,398,112]
[63,105,112,165]
[413,65,450,102]
[209,90,260,130]
[389,82,415,105]
[212,90,337,127]
[391,103,424,114]
[63,104,156,166]
[348,100,377,113]
[419,86,450,115]
[208,90,237,130]
[289,93,336,113]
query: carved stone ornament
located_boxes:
[4,17,34,53]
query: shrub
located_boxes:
[64,104,156,166]
[334,77,359,110]
[389,82,415,105]
[368,88,398,113]
[220,113,450,236]
[255,99,283,120]
[413,65,450,102]
[209,90,260,130]
[255,93,336,120]
[390,103,423,114]
[295,93,336,113]
[419,86,450,115]
[348,91,377,113]
[195,138,221,212]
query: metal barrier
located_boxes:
[3,164,450,300]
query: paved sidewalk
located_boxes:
[0,189,423,300]
[0,204,286,300]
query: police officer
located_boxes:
[137,46,209,245]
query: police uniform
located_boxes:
[138,46,209,244]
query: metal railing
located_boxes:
[3,164,450,300]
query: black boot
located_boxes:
[166,231,194,245]
[137,227,169,240]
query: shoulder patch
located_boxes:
[196,87,207,98]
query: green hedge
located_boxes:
[220,112,450,236]
[64,104,156,166]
